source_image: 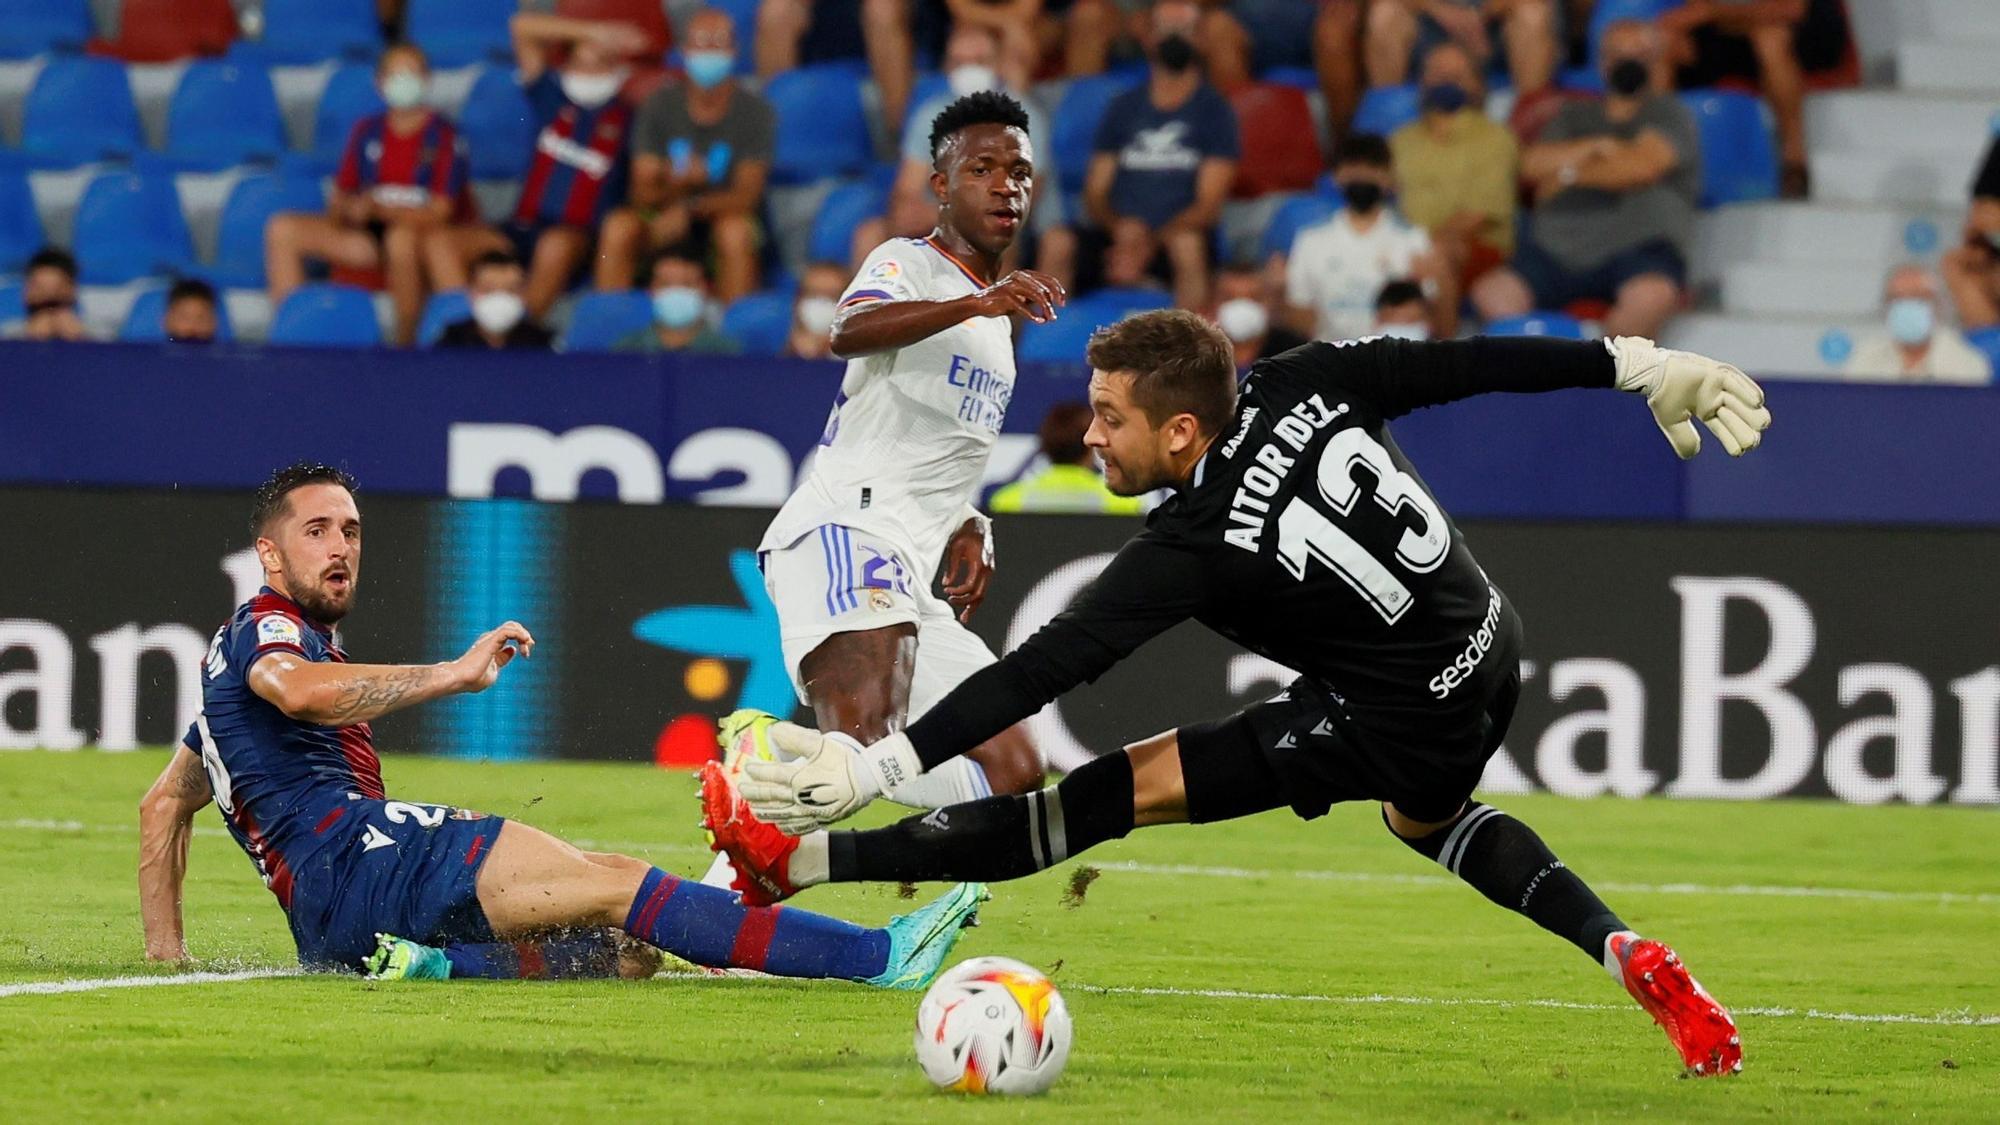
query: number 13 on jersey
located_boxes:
[1276,429,1448,624]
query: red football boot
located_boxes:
[1610,934,1743,1077]
[698,762,801,907]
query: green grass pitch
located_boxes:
[2,749,1993,1121]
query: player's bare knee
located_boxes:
[802,626,917,743]
[1126,734,1189,826]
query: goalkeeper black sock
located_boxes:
[828,751,1135,883]
[1390,802,1626,962]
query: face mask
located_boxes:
[471,291,525,335]
[1155,33,1196,73]
[948,63,1000,98]
[1340,180,1385,213]
[381,71,427,110]
[1606,58,1649,97]
[795,296,838,337]
[1421,83,1468,115]
[1215,297,1268,343]
[1379,321,1429,342]
[652,286,705,329]
[1886,298,1935,345]
[685,50,734,90]
[561,69,626,109]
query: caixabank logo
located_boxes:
[629,548,794,767]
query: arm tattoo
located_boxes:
[326,666,434,723]
[170,752,210,798]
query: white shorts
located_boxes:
[761,523,999,715]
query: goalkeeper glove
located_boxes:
[738,725,925,834]
[1608,336,1772,459]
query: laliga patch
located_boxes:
[866,258,903,284]
[256,614,302,648]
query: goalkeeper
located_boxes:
[705,313,1770,1078]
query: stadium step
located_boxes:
[1895,42,2000,96]
[1717,260,1882,319]
[1807,148,1980,209]
[1907,0,2000,44]
[1689,203,1957,290]
[1660,311,1877,380]
[1803,90,1995,155]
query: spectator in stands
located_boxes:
[163,279,220,344]
[1372,278,1433,339]
[5,248,86,342]
[1942,133,2000,334]
[990,402,1144,514]
[437,251,556,350]
[425,14,648,320]
[786,262,849,360]
[1283,134,1446,341]
[265,44,464,347]
[856,23,1073,290]
[1080,0,1239,310]
[1210,263,1307,368]
[1470,21,1698,340]
[1363,0,1557,107]
[1660,0,1841,199]
[1390,42,1517,296]
[1844,264,1992,385]
[1063,0,1251,87]
[614,247,739,354]
[1313,1,1364,146]
[757,0,915,144]
[597,6,772,304]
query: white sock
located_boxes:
[698,851,738,889]
[1603,930,1640,980]
[790,832,830,887]
[883,755,991,809]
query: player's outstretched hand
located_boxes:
[972,270,1067,324]
[451,621,535,693]
[941,515,994,623]
[739,723,880,833]
[1608,336,1772,459]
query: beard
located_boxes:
[290,579,354,624]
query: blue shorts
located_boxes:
[1509,236,1686,309]
[285,800,507,971]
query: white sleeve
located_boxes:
[842,241,931,308]
[1284,229,1318,310]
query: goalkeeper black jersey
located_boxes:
[906,335,1618,767]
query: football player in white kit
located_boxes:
[716,91,1067,843]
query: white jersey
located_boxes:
[759,237,1015,581]
[1285,210,1432,342]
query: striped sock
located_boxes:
[621,866,888,980]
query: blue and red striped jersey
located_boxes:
[191,587,385,911]
[512,72,632,228]
[335,110,471,220]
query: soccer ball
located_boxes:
[913,956,1071,1095]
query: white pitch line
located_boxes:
[1072,985,2000,1028]
[0,968,300,998]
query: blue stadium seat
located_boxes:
[562,290,653,352]
[0,278,21,324]
[1052,75,1136,195]
[767,63,872,185]
[458,67,537,180]
[1680,90,1778,207]
[21,57,142,168]
[1484,312,1588,340]
[406,0,514,68]
[417,290,471,346]
[0,169,45,274]
[1352,84,1420,138]
[0,0,91,59]
[312,63,387,171]
[209,172,328,288]
[1259,191,1341,261]
[269,283,382,347]
[73,172,195,284]
[1967,325,2000,376]
[254,0,380,64]
[721,291,795,356]
[808,175,892,266]
[1018,288,1172,362]
[165,62,287,170]
[120,285,236,342]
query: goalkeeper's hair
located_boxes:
[1085,310,1239,438]
[928,90,1030,165]
[251,462,357,537]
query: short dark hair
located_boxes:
[1038,402,1093,464]
[27,246,76,281]
[1084,309,1238,436]
[470,249,522,277]
[1334,133,1391,169]
[167,278,217,308]
[251,462,357,538]
[928,89,1030,163]
[1375,279,1427,310]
